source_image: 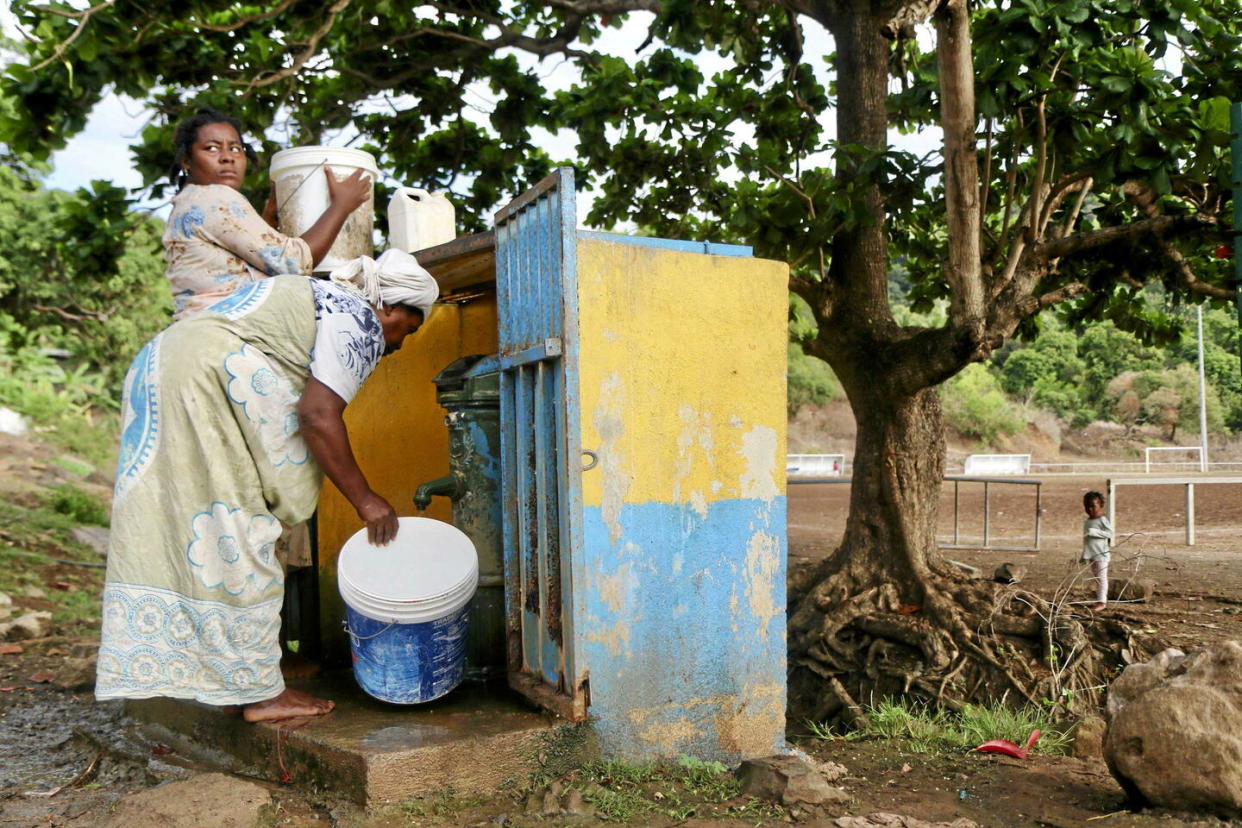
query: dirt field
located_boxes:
[3,464,1240,827]
[787,474,1242,827]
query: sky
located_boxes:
[1,6,934,226]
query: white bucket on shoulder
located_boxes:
[338,516,478,704]
[270,146,379,274]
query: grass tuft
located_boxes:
[806,698,1074,756]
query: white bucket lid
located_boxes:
[338,517,478,624]
[270,145,379,178]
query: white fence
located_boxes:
[963,454,1030,475]
[787,453,845,478]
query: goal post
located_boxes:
[1143,446,1204,474]
[786,453,845,478]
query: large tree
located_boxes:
[6,0,1241,719]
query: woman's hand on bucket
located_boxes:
[326,167,371,214]
[356,491,398,546]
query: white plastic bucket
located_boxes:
[270,146,379,274]
[338,516,478,703]
[387,187,456,252]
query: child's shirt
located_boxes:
[1082,515,1113,561]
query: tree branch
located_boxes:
[934,0,984,330]
[239,0,353,93]
[28,0,117,71]
[1033,213,1218,261]
[193,0,298,33]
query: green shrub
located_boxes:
[788,344,841,415]
[941,364,1025,445]
[47,484,109,526]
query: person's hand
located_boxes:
[354,491,398,546]
[262,183,279,229]
[325,167,371,214]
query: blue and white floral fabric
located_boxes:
[309,280,384,404]
[98,276,347,706]
[163,183,312,321]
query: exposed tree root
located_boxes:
[788,567,1148,727]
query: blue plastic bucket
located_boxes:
[338,517,478,704]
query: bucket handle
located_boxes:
[342,618,395,641]
[275,158,330,217]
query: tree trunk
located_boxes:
[829,381,946,593]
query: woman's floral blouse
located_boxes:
[163,183,313,320]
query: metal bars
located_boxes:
[494,168,586,720]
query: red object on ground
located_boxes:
[1214,245,1233,259]
[975,729,1041,758]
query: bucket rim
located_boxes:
[270,145,379,176]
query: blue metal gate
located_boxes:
[494,168,588,720]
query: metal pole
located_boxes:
[1108,478,1116,540]
[954,480,960,545]
[1197,305,1209,472]
[983,481,990,547]
[1034,482,1042,550]
[1187,482,1196,546]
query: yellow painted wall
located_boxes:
[317,295,498,658]
[575,239,789,513]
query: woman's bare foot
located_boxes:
[1090,602,1108,611]
[280,650,322,680]
[243,688,335,723]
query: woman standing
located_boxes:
[163,107,371,319]
[96,250,437,722]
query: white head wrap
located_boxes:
[327,248,439,324]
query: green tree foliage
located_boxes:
[8,0,1242,713]
[0,166,169,395]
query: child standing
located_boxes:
[1082,491,1112,611]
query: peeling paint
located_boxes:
[739,426,779,502]
[634,717,699,754]
[715,681,785,755]
[745,529,781,639]
[689,490,709,518]
[594,372,629,544]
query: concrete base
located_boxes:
[126,671,596,807]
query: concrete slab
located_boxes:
[127,672,597,807]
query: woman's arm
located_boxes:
[299,168,371,266]
[296,376,398,545]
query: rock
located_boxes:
[993,562,1027,584]
[947,560,982,580]
[562,789,592,817]
[835,815,979,828]
[1106,647,1186,721]
[0,592,11,621]
[737,754,850,806]
[101,773,271,827]
[54,654,97,690]
[0,611,53,642]
[0,407,27,437]
[1071,715,1105,759]
[70,639,100,658]
[72,526,111,558]
[1103,641,1242,816]
[816,758,849,783]
[540,788,562,816]
[1108,578,1155,603]
[22,586,46,599]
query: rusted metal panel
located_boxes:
[495,168,586,719]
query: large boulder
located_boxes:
[1104,642,1242,816]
